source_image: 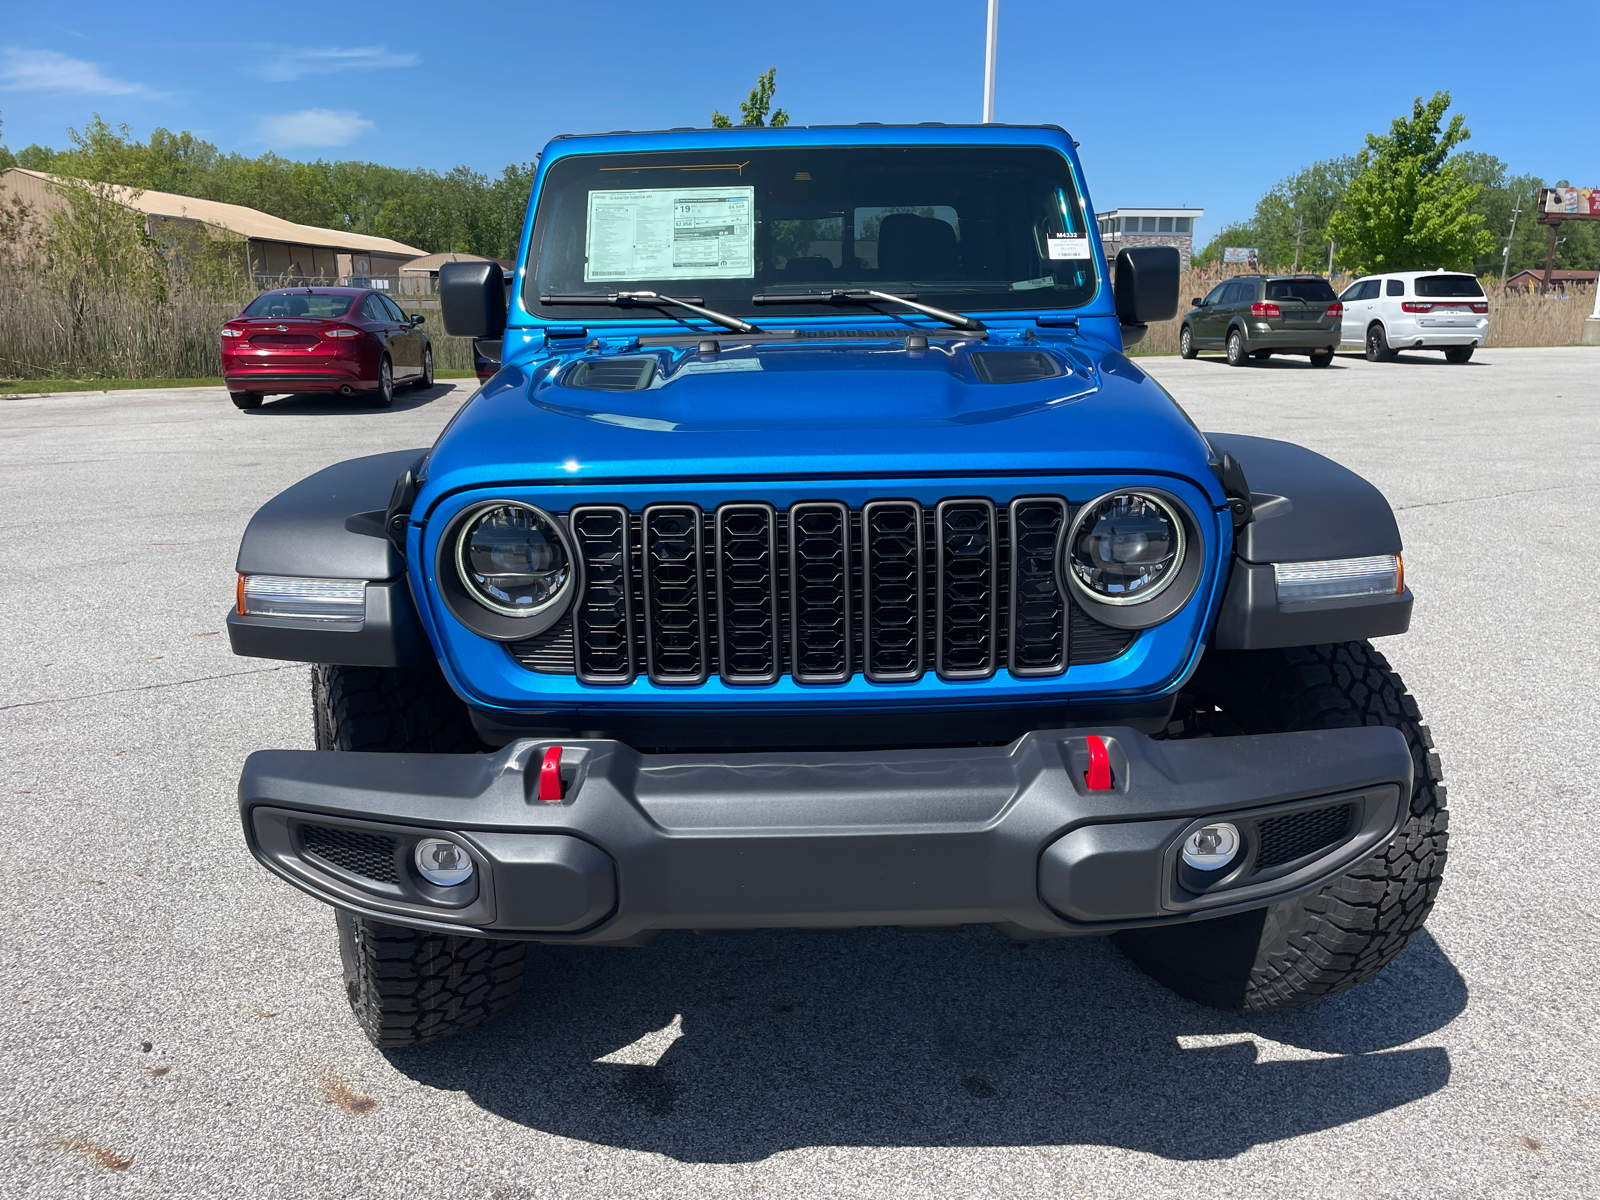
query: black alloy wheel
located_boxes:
[1179,325,1197,359]
[1365,324,1395,362]
[372,357,395,408]
[1225,329,1248,367]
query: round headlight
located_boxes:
[454,503,572,618]
[1067,492,1186,606]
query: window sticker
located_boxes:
[1047,234,1092,260]
[585,186,755,282]
[1012,275,1055,291]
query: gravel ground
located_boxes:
[2,348,1597,1199]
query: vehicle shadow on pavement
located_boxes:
[1190,356,1350,369]
[386,924,1463,1162]
[243,382,467,416]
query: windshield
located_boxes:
[1415,274,1484,298]
[243,291,357,319]
[1265,279,1336,302]
[525,145,1098,322]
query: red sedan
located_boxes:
[221,287,434,410]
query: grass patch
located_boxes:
[0,377,224,396]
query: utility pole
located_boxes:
[1326,240,1337,278]
[1500,194,1522,288]
[982,0,999,123]
[1292,212,1305,273]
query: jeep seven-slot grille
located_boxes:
[510,499,1138,683]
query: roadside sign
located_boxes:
[1223,247,1259,265]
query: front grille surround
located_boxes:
[641,504,709,685]
[934,498,998,680]
[862,500,926,682]
[788,501,853,684]
[1008,496,1070,677]
[716,503,782,685]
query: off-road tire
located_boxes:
[1309,348,1333,368]
[1365,323,1396,362]
[1444,346,1474,364]
[336,912,526,1048]
[230,390,262,409]
[1115,641,1448,1011]
[413,346,435,389]
[1225,329,1248,366]
[1179,325,1197,359]
[312,662,525,1046]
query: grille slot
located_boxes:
[570,505,634,683]
[1008,497,1069,676]
[1255,803,1356,869]
[789,501,851,683]
[642,504,707,684]
[1069,606,1137,665]
[862,500,925,682]
[301,824,398,883]
[935,499,997,679]
[716,503,780,684]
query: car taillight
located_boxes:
[323,327,361,339]
[1471,302,1488,313]
[1325,303,1343,318]
[1251,302,1281,318]
[221,327,244,338]
[1401,302,1433,313]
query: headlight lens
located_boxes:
[1067,492,1186,605]
[455,503,572,617]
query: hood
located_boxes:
[419,333,1222,502]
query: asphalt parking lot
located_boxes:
[3,346,1597,1199]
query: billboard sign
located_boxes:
[1539,187,1600,217]
[1222,247,1259,265]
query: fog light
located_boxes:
[414,838,474,886]
[1182,823,1240,872]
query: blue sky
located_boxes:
[2,0,1594,243]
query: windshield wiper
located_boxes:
[751,289,985,332]
[539,290,762,334]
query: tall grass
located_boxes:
[0,272,477,380]
[1126,269,1596,356]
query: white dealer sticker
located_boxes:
[585,186,755,282]
[1047,235,1092,260]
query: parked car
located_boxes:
[221,287,435,410]
[228,124,1443,1049]
[1179,275,1340,367]
[1338,270,1488,363]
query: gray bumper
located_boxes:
[238,727,1412,943]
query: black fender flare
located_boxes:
[227,449,428,666]
[1206,433,1412,650]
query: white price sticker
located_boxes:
[1047,235,1092,260]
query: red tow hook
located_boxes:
[1085,736,1113,791]
[538,746,565,802]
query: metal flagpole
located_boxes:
[982,0,999,123]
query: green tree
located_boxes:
[1196,155,1358,269]
[711,68,790,128]
[1327,92,1493,273]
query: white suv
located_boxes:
[1338,269,1489,363]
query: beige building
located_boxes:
[0,167,423,287]
[397,251,514,296]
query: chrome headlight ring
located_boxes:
[1060,488,1204,631]
[435,500,579,641]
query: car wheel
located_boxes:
[372,357,395,408]
[1444,346,1474,364]
[1114,641,1448,1011]
[1365,324,1396,362]
[412,346,435,389]
[229,391,263,410]
[1179,325,1197,359]
[1309,349,1333,368]
[1225,329,1248,367]
[1250,350,1272,360]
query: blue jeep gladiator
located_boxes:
[230,124,1446,1047]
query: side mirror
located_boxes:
[1191,297,1204,308]
[1114,246,1181,326]
[410,313,425,326]
[440,261,507,339]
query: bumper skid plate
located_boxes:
[239,726,1412,942]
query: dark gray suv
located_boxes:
[1180,275,1341,367]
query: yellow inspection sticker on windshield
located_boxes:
[585,186,755,282]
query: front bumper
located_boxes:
[239,726,1412,943]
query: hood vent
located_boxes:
[566,358,656,392]
[970,351,1061,384]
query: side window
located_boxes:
[1386,279,1405,296]
[1203,283,1228,306]
[381,295,407,323]
[362,295,389,322]
[1339,281,1363,303]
